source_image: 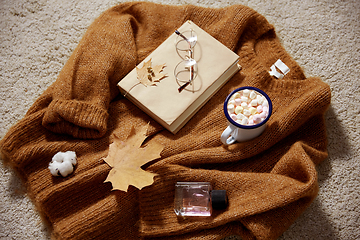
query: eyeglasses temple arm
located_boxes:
[175,30,187,40]
[178,50,194,93]
[175,30,192,47]
[175,30,195,93]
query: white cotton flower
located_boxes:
[48,151,77,177]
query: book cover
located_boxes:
[118,20,240,134]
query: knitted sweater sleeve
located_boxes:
[35,6,138,139]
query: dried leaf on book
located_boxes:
[103,123,164,191]
[136,58,167,86]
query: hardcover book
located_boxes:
[118,20,241,134]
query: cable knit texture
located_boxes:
[0,2,331,240]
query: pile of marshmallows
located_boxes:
[227,89,270,126]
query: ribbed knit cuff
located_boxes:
[42,99,109,139]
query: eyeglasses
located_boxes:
[174,29,198,93]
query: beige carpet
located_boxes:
[1,0,359,239]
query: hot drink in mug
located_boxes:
[221,86,272,145]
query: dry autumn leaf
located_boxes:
[136,58,167,86]
[103,124,164,192]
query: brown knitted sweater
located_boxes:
[0,2,331,240]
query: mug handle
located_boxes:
[221,125,237,145]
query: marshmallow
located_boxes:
[241,102,248,109]
[256,95,264,104]
[236,113,245,120]
[233,92,241,99]
[235,106,243,114]
[249,107,257,115]
[230,114,237,121]
[234,98,241,105]
[228,104,235,113]
[263,106,269,114]
[241,117,249,125]
[249,91,257,99]
[262,99,269,107]
[243,109,251,116]
[241,96,248,103]
[253,114,262,124]
[243,89,250,97]
[250,99,258,106]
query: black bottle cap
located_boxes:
[211,190,227,210]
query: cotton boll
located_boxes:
[49,151,77,177]
[52,152,66,162]
[58,161,74,177]
[49,160,74,177]
[64,151,77,165]
[48,161,62,176]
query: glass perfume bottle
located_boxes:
[174,182,227,217]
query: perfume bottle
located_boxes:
[174,182,227,217]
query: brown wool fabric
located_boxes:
[0,2,331,240]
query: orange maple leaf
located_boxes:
[136,58,167,86]
[103,124,164,191]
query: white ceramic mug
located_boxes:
[221,86,272,145]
